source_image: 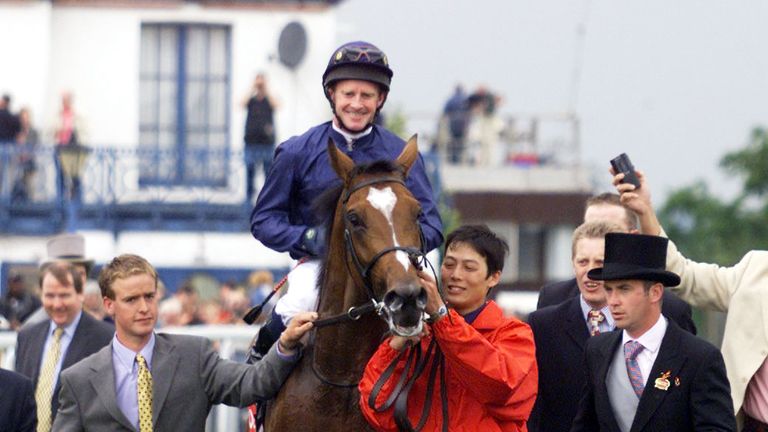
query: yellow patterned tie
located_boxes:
[35,327,63,432]
[136,354,153,432]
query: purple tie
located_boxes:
[624,340,645,398]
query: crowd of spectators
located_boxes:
[2,268,282,333]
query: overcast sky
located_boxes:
[335,0,768,202]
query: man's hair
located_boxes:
[445,225,508,277]
[585,192,639,231]
[39,261,84,294]
[98,254,157,299]
[571,220,625,258]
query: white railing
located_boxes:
[0,324,261,432]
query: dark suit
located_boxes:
[527,297,591,432]
[571,320,735,432]
[536,278,697,335]
[0,368,36,432]
[14,312,114,423]
[53,333,298,431]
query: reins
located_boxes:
[367,338,449,432]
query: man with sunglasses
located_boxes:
[249,41,443,357]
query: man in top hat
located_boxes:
[571,233,735,432]
[22,233,95,329]
[15,242,113,431]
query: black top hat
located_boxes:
[587,233,680,287]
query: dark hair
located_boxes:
[445,225,508,277]
[98,254,157,299]
[39,261,84,294]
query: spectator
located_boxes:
[571,233,735,431]
[247,270,277,323]
[465,85,504,166]
[0,93,21,195]
[53,92,87,202]
[82,280,111,323]
[0,93,20,142]
[13,107,39,202]
[1,270,41,330]
[158,297,184,327]
[243,73,278,203]
[439,84,469,164]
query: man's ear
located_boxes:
[650,282,664,303]
[486,271,502,290]
[103,296,114,316]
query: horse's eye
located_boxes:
[347,212,365,228]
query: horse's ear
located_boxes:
[328,138,354,182]
[396,134,419,176]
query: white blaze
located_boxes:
[367,186,410,271]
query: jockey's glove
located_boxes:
[300,226,326,257]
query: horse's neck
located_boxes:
[312,242,387,381]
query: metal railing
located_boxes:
[0,144,442,235]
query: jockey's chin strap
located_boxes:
[368,337,449,432]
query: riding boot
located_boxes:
[246,310,287,364]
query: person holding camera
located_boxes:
[615,168,767,430]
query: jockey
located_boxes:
[249,41,444,357]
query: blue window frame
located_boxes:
[139,23,231,187]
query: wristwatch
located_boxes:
[427,305,448,323]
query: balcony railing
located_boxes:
[0,144,441,235]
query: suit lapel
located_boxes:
[89,346,136,431]
[595,331,624,432]
[630,322,685,432]
[29,321,50,383]
[61,313,92,370]
[150,334,180,425]
[564,297,589,350]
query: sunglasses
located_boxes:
[333,46,388,67]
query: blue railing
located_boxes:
[0,144,441,235]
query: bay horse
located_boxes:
[266,136,429,431]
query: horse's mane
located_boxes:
[313,159,405,289]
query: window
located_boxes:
[139,23,230,186]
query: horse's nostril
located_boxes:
[416,288,427,309]
[383,291,404,311]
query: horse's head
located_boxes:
[327,135,427,337]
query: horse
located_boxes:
[266,136,429,431]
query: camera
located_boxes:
[610,153,641,188]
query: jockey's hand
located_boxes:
[300,226,326,257]
[278,311,317,354]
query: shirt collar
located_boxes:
[112,332,156,371]
[462,301,489,324]
[579,295,615,329]
[621,314,667,354]
[331,121,373,149]
[48,310,83,339]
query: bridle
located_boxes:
[313,174,429,333]
[310,173,429,388]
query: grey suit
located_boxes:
[52,333,299,431]
[15,312,114,423]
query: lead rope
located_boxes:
[368,337,449,432]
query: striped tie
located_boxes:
[136,354,153,432]
[624,340,645,398]
[35,327,63,432]
[588,310,605,336]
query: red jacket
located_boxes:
[359,301,538,432]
